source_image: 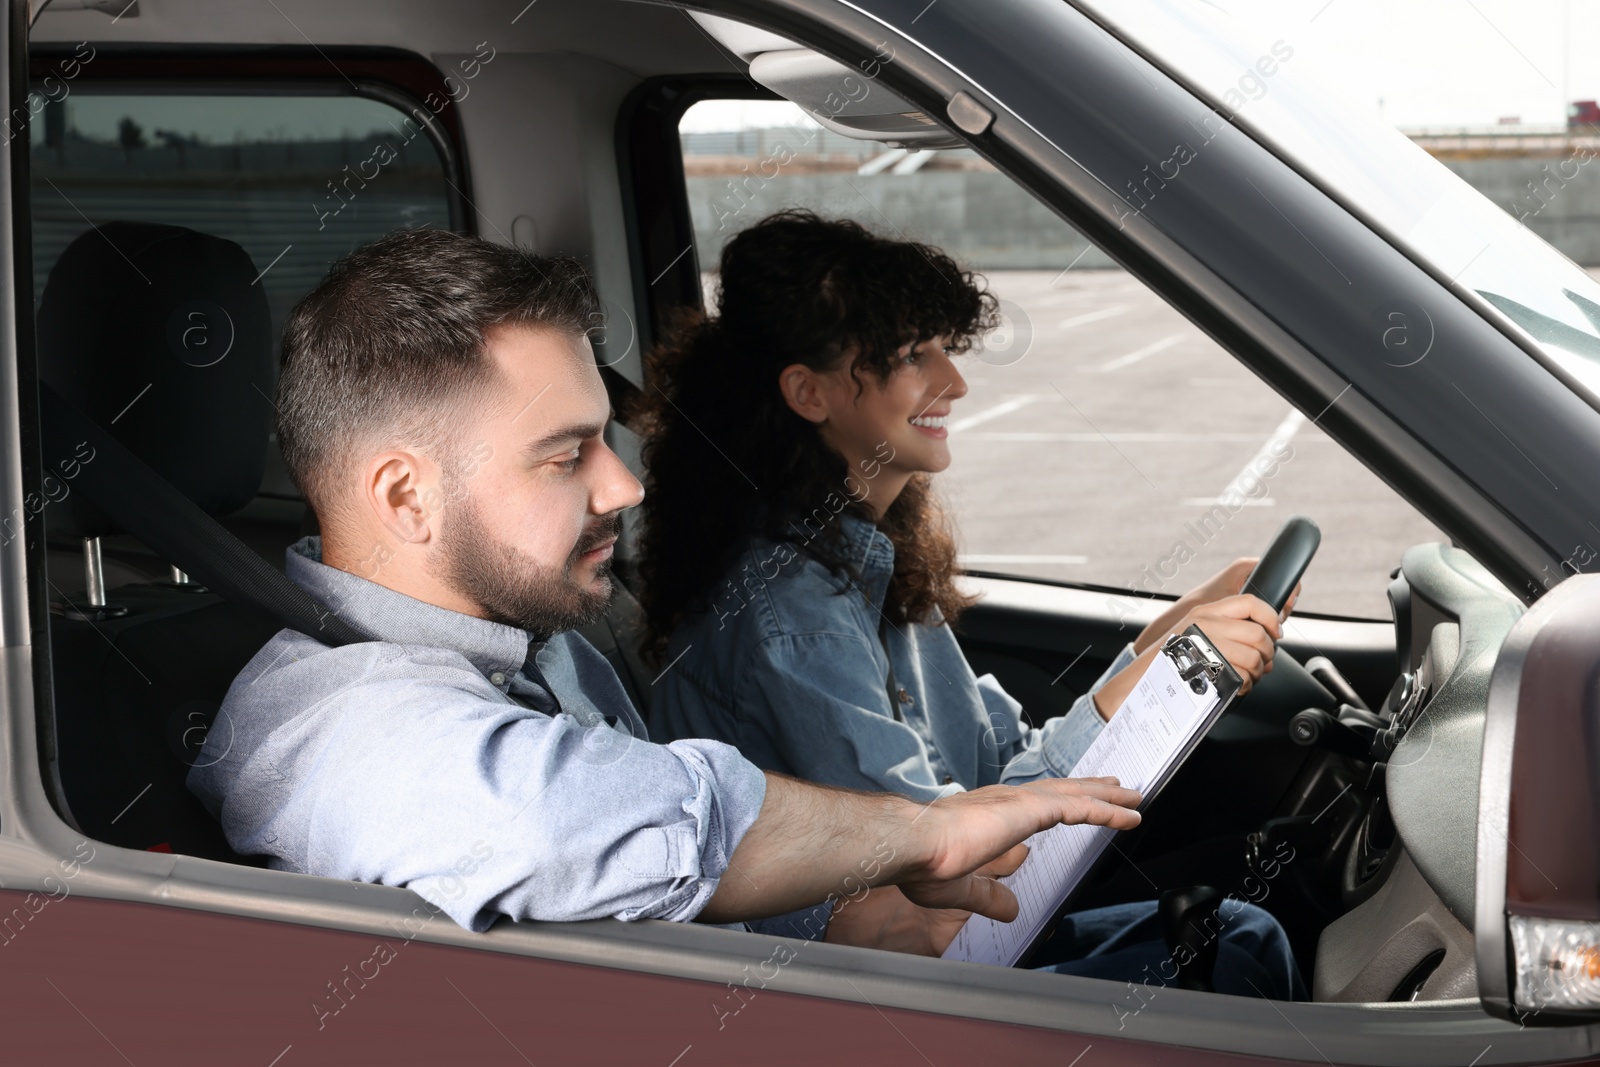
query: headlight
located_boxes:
[1512,917,1600,1012]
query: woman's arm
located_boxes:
[992,572,1290,783]
[985,640,1137,784]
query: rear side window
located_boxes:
[22,78,462,859]
[30,89,452,341]
[28,87,456,496]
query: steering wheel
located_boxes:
[1190,517,1325,718]
[1224,517,1326,717]
[1243,515,1321,619]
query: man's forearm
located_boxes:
[699,771,1144,928]
[697,773,926,923]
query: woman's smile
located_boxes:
[910,410,951,439]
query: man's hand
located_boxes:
[823,851,1027,956]
[699,774,1140,928]
[894,777,1141,921]
[823,781,1141,952]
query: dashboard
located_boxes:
[1312,543,1525,1001]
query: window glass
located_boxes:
[1077,0,1600,402]
[29,89,453,494]
[31,90,453,325]
[679,100,1445,620]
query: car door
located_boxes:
[615,0,1600,1061]
[3,5,1265,1065]
[3,1,1600,1064]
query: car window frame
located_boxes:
[635,82,1432,625]
[17,44,475,844]
[775,0,1592,608]
[617,72,780,375]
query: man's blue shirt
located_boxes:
[188,535,775,934]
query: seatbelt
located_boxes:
[37,382,370,647]
[878,614,905,723]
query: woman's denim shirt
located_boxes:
[652,512,1138,802]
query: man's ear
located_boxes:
[366,449,440,545]
[778,363,830,425]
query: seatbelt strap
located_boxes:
[878,614,905,724]
[37,382,370,647]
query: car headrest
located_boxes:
[37,222,274,536]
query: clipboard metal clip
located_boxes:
[1162,631,1227,694]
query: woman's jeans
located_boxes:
[1032,898,1307,1001]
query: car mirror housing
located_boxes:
[1478,573,1600,1024]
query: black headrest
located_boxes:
[37,222,274,535]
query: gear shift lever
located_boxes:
[1159,886,1225,991]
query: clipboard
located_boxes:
[941,624,1244,968]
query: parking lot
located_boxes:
[941,268,1449,621]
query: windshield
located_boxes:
[1072,0,1600,401]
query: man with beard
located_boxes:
[187,229,1141,953]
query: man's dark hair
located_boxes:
[277,227,599,522]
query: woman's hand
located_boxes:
[1093,578,1291,719]
[1134,557,1301,655]
[1163,593,1282,696]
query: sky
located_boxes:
[686,0,1600,133]
[1231,0,1600,129]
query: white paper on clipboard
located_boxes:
[942,627,1240,967]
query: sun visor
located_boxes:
[688,11,798,61]
[690,12,964,148]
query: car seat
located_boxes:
[37,222,285,859]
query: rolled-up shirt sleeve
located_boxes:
[996,641,1139,784]
[230,646,771,933]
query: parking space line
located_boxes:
[1096,332,1185,371]
[968,431,1267,442]
[1194,408,1306,505]
[960,554,1088,565]
[948,395,1045,434]
[1056,305,1127,329]
[1181,496,1276,507]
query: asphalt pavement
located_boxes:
[941,269,1449,622]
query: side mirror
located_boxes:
[1477,573,1600,1024]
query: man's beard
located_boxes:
[434,489,620,637]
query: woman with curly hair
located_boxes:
[635,210,1303,996]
